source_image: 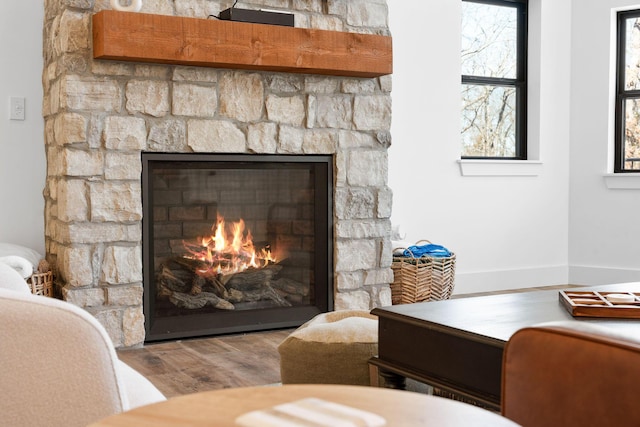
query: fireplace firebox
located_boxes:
[142,153,333,342]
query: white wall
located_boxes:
[0,1,45,255]
[569,0,640,285]
[388,0,573,294]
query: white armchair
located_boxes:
[0,273,165,427]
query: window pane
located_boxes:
[462,2,518,79]
[624,98,640,170]
[461,84,516,157]
[625,17,640,90]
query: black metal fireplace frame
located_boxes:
[142,152,334,342]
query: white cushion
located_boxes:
[0,243,42,268]
[0,255,34,278]
[290,316,378,344]
[117,360,166,409]
[0,262,30,293]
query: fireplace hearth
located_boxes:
[143,153,333,341]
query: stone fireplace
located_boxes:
[42,0,393,347]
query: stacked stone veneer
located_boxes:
[42,0,393,347]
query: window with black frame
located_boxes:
[615,9,640,172]
[461,0,527,159]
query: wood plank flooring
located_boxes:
[119,285,576,398]
[117,328,293,398]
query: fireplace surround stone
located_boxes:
[42,0,393,347]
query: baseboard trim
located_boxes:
[568,265,640,286]
[452,265,568,295]
[452,265,640,295]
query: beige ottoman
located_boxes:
[278,310,378,386]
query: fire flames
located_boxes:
[183,216,276,276]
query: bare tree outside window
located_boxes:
[461,1,526,159]
[619,16,640,171]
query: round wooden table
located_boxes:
[89,384,520,426]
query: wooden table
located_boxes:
[88,384,520,426]
[370,283,640,410]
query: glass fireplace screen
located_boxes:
[142,153,333,341]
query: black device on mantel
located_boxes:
[218,7,295,27]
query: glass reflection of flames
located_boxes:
[183,216,276,276]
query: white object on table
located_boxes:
[236,397,386,427]
[605,293,636,303]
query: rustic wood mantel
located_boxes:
[92,10,393,78]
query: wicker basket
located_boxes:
[27,271,53,297]
[391,241,456,305]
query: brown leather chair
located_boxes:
[502,321,640,426]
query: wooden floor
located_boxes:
[117,328,294,398]
[119,284,575,398]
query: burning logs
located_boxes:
[156,257,300,310]
[169,291,234,310]
[223,265,281,289]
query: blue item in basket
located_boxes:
[404,244,451,258]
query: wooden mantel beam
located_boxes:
[92,11,393,78]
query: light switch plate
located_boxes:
[10,97,25,120]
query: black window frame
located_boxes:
[615,9,640,173]
[461,0,528,160]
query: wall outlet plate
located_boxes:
[10,97,25,121]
